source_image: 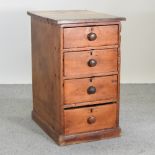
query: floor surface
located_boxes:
[0,84,155,155]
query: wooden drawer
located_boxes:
[64,75,117,104]
[64,103,117,134]
[64,48,118,77]
[63,25,119,49]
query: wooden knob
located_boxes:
[87,116,96,124]
[87,86,96,94]
[87,32,97,41]
[88,59,97,67]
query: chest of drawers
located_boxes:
[28,10,125,145]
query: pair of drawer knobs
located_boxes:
[87,32,97,67]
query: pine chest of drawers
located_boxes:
[28,10,125,145]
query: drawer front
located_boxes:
[64,103,117,134]
[64,25,119,49]
[64,75,117,104]
[64,48,118,77]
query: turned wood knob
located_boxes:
[87,116,96,124]
[88,59,97,67]
[87,86,96,94]
[87,32,97,41]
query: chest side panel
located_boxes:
[31,17,63,134]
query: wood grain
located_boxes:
[27,10,126,24]
[32,110,121,145]
[63,71,118,80]
[64,100,117,109]
[64,25,119,49]
[61,21,120,28]
[31,16,63,134]
[63,44,119,52]
[64,103,117,134]
[64,48,118,77]
[116,23,122,126]
[64,75,117,104]
[62,127,121,145]
[28,10,125,145]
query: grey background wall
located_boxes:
[0,0,155,84]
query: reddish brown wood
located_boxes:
[32,110,60,144]
[62,127,121,145]
[64,103,117,134]
[64,75,117,104]
[63,71,118,80]
[61,21,120,28]
[63,45,119,52]
[31,16,63,134]
[64,25,119,49]
[32,110,121,145]
[116,23,122,126]
[28,10,125,145]
[64,99,117,109]
[64,48,118,77]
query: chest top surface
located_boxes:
[27,10,126,24]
